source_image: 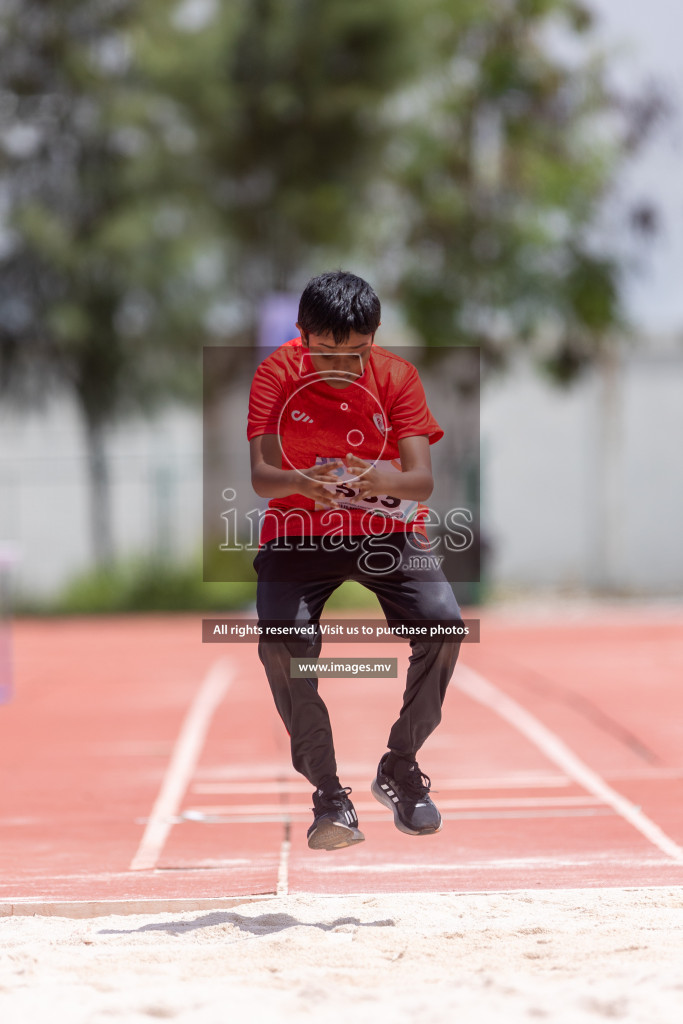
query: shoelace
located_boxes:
[314,786,353,812]
[397,767,431,800]
[328,786,353,808]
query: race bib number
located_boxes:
[314,456,419,523]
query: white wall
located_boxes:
[0,398,202,597]
[481,340,683,593]
[1,337,682,597]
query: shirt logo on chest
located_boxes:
[291,409,314,424]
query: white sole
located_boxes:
[371,779,443,836]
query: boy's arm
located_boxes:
[249,434,343,509]
[345,435,434,501]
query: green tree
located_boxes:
[138,0,423,341]
[0,0,665,577]
[0,0,430,566]
[0,0,215,563]
[375,0,665,379]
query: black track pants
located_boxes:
[254,534,461,787]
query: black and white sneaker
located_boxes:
[371,754,443,836]
[307,786,365,851]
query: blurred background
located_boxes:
[1,0,682,614]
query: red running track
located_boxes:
[1,608,683,907]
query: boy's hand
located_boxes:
[344,453,387,499]
[294,460,344,509]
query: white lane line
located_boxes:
[303,856,675,874]
[181,796,605,816]
[456,665,683,864]
[130,659,234,872]
[276,824,291,897]
[190,773,572,794]
[175,808,612,825]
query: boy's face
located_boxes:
[298,328,375,389]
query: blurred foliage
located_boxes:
[17,555,256,615]
[0,1,664,385]
[0,0,667,568]
[0,0,425,563]
[135,0,423,332]
[0,0,217,562]
[375,0,666,378]
[15,557,382,615]
[0,1,211,416]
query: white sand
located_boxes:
[2,888,683,1023]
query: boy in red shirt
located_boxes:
[248,271,462,850]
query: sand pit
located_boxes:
[2,887,683,1023]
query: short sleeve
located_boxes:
[247,358,286,439]
[388,366,444,444]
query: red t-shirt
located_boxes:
[247,339,443,543]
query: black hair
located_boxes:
[298,270,381,344]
